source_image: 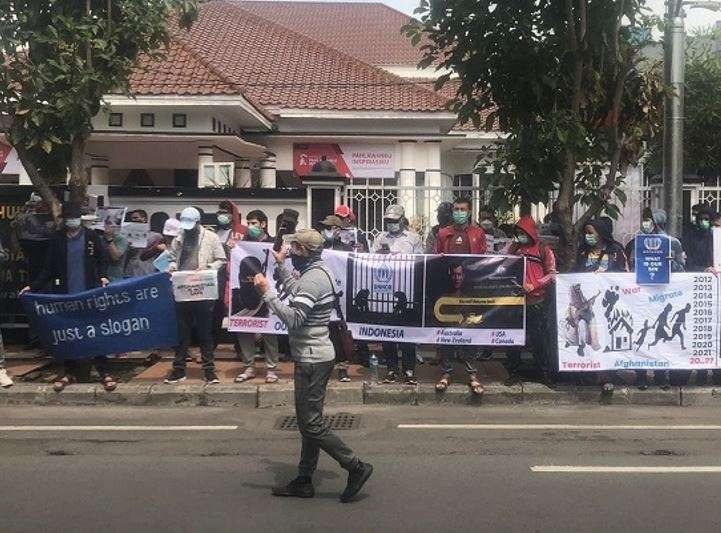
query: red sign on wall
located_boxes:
[293,143,395,179]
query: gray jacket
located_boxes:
[372,229,422,254]
[263,258,336,363]
[168,225,226,271]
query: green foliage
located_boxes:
[405,0,666,265]
[0,0,198,205]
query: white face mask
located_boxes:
[322,229,335,241]
[65,218,81,229]
[641,220,654,234]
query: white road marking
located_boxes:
[0,425,238,431]
[397,424,721,430]
[531,466,721,473]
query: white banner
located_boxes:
[171,270,219,302]
[556,273,721,371]
[121,221,149,248]
[229,241,526,346]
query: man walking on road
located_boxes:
[253,229,373,502]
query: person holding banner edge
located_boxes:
[575,217,629,393]
[20,202,116,392]
[373,204,422,385]
[164,207,227,385]
[504,214,557,386]
[234,209,282,384]
[253,229,373,503]
[433,196,487,395]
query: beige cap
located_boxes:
[288,229,325,253]
[320,215,343,228]
[384,204,405,220]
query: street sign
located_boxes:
[635,234,671,285]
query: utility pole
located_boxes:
[662,0,721,237]
[662,0,685,238]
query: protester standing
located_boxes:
[0,239,13,387]
[504,215,557,386]
[124,209,160,277]
[479,206,508,254]
[234,209,282,384]
[20,203,115,392]
[433,197,487,395]
[141,218,180,264]
[625,208,685,389]
[372,205,422,385]
[682,205,719,385]
[254,229,372,502]
[164,207,226,384]
[10,193,55,286]
[102,223,129,282]
[424,201,453,254]
[334,205,369,252]
[575,218,628,392]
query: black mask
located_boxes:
[291,254,312,272]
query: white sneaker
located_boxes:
[0,368,13,388]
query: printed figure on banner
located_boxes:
[93,207,127,232]
[121,221,149,248]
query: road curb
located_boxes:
[0,381,690,407]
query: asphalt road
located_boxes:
[2,405,721,533]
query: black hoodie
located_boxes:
[576,218,628,273]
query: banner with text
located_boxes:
[21,273,178,359]
[229,241,526,346]
[556,273,721,371]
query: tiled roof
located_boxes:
[236,1,423,67]
[129,39,241,96]
[129,1,448,113]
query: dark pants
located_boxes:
[173,300,215,371]
[382,342,416,374]
[295,360,357,478]
[506,301,549,375]
[64,357,109,381]
[440,346,478,376]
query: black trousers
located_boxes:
[506,301,549,374]
[382,342,416,373]
[63,357,109,381]
[295,360,357,477]
[173,300,215,371]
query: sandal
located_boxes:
[102,375,118,392]
[235,369,256,383]
[53,375,76,392]
[469,376,484,395]
[435,375,451,392]
[265,371,279,384]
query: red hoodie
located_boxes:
[508,215,556,304]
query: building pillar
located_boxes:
[399,140,417,219]
[234,158,252,188]
[424,140,443,223]
[259,152,276,188]
[90,156,110,185]
[197,145,214,188]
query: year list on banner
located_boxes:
[556,273,721,371]
[228,241,526,346]
[21,273,178,359]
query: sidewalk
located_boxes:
[2,345,719,407]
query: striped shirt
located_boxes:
[263,257,336,363]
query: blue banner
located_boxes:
[635,234,671,285]
[21,273,178,359]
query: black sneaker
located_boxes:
[340,461,373,503]
[272,477,315,498]
[164,369,186,384]
[204,370,220,384]
[338,368,351,382]
[382,371,397,384]
[404,371,418,386]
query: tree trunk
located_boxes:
[68,135,88,206]
[13,143,61,222]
